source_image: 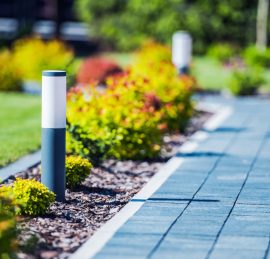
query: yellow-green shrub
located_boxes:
[66,156,92,188]
[7,178,55,216]
[68,42,195,164]
[0,50,22,91]
[13,37,74,82]
[0,186,18,258]
[67,81,163,164]
[130,42,195,131]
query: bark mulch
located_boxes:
[2,110,211,259]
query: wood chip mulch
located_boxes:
[2,110,211,259]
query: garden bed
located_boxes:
[2,109,211,259]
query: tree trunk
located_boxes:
[256,0,269,51]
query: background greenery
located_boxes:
[76,0,258,52]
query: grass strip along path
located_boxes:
[0,93,41,167]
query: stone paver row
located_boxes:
[93,98,270,259]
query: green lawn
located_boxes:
[192,57,232,91]
[0,93,41,167]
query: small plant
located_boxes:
[76,57,122,85]
[0,186,19,258]
[243,46,270,68]
[66,156,92,188]
[229,69,264,96]
[7,178,55,216]
[207,43,237,63]
[0,50,22,91]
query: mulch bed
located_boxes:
[3,109,211,259]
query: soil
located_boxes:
[2,109,211,259]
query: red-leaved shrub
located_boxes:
[76,57,122,84]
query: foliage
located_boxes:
[12,37,74,82]
[76,57,122,85]
[0,50,22,92]
[67,82,164,163]
[67,42,195,163]
[229,68,264,96]
[207,43,238,63]
[6,178,55,216]
[243,46,270,67]
[75,0,258,52]
[66,156,92,188]
[130,42,195,131]
[0,186,18,258]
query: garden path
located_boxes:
[87,97,270,259]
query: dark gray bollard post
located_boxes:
[41,70,66,202]
[172,31,192,75]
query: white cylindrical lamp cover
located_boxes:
[172,31,192,72]
[41,70,66,202]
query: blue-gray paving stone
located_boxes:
[95,233,162,258]
[222,214,270,237]
[233,204,270,216]
[215,235,269,250]
[118,221,169,235]
[93,97,270,259]
[169,217,224,237]
[152,248,209,259]
[181,201,233,217]
[238,183,270,205]
[94,253,143,259]
[210,248,266,259]
[132,201,188,217]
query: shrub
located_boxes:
[67,42,195,163]
[0,186,18,258]
[7,178,55,216]
[12,37,74,82]
[229,69,264,96]
[76,57,122,85]
[0,50,22,91]
[67,81,164,163]
[130,42,195,131]
[66,156,92,188]
[207,43,238,63]
[243,46,270,68]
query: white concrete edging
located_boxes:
[70,102,233,259]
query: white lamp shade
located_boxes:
[172,31,192,68]
[42,72,66,128]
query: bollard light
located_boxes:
[41,70,66,202]
[172,31,192,74]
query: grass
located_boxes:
[192,57,232,91]
[0,93,41,168]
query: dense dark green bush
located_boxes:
[244,46,270,67]
[229,69,264,96]
[66,156,92,188]
[75,0,257,52]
